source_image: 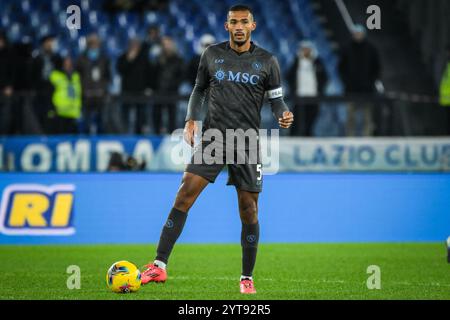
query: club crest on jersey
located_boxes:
[252,61,262,71]
[214,69,260,85]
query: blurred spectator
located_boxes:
[76,33,111,135]
[10,39,38,134]
[104,0,168,12]
[117,38,151,134]
[339,24,381,136]
[104,0,135,12]
[138,0,169,11]
[48,56,82,134]
[31,34,62,133]
[0,31,14,96]
[144,25,162,63]
[141,25,162,130]
[0,30,15,135]
[440,46,450,135]
[153,36,184,134]
[287,41,328,136]
[186,34,216,87]
[107,152,126,171]
[12,41,34,96]
[124,155,146,171]
[143,25,162,92]
[107,152,146,171]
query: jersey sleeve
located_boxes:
[185,49,210,121]
[265,56,284,100]
[265,55,290,120]
[194,48,210,90]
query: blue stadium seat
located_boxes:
[0,0,339,87]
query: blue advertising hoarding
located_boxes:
[1,136,450,172]
[0,172,449,244]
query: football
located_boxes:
[106,261,142,293]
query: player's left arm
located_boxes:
[266,56,294,129]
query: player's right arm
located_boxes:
[184,49,210,146]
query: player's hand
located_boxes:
[278,111,294,129]
[183,120,199,147]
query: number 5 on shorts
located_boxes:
[257,164,262,181]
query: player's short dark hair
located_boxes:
[228,4,254,19]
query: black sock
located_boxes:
[241,222,260,277]
[155,207,188,264]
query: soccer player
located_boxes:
[141,4,294,294]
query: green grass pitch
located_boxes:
[0,243,449,300]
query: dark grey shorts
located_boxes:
[185,142,263,193]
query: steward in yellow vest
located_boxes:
[440,51,450,134]
[440,62,450,107]
[49,57,82,134]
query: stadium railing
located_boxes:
[0,90,445,137]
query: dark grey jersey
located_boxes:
[191,41,286,133]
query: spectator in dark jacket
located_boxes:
[0,30,15,135]
[142,25,162,93]
[153,36,184,134]
[287,41,328,136]
[31,34,62,133]
[186,34,216,87]
[0,31,13,96]
[8,39,39,135]
[76,33,111,134]
[143,25,162,63]
[339,24,381,136]
[117,38,151,134]
[12,41,34,94]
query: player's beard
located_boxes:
[232,32,250,47]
